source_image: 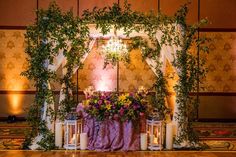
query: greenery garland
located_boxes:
[173,7,209,145]
[82,1,209,146]
[22,0,209,150]
[22,2,89,150]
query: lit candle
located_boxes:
[153,137,158,144]
[70,134,76,144]
[166,123,173,150]
[149,135,154,144]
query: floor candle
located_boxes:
[140,133,147,150]
[166,123,173,150]
[55,122,63,148]
[80,133,88,150]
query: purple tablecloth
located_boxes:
[77,104,140,151]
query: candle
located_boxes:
[166,123,173,150]
[55,122,63,148]
[153,137,158,144]
[149,135,154,144]
[80,133,88,150]
[70,134,76,144]
[140,133,147,150]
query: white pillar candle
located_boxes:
[55,122,63,148]
[80,133,88,150]
[166,123,173,150]
[149,135,154,144]
[140,133,147,150]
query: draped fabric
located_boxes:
[31,24,183,149]
[77,104,140,151]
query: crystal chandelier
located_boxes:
[102,36,128,54]
[101,36,128,67]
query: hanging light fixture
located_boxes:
[101,32,129,92]
[101,35,129,67]
[102,36,128,55]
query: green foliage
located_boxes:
[22,0,209,150]
[36,121,56,151]
[171,5,209,145]
[22,2,88,150]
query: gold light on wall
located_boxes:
[9,94,23,115]
[7,83,25,115]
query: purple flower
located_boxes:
[129,92,134,97]
[133,105,138,110]
[95,104,99,109]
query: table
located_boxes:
[83,117,140,151]
[77,104,140,151]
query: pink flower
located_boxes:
[98,100,103,105]
[133,104,138,110]
[139,112,144,116]
[129,92,134,97]
[119,108,125,116]
[113,114,119,120]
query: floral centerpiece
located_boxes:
[83,86,148,121]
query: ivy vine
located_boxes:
[22,0,209,150]
[22,2,89,150]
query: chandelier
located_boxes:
[102,36,128,54]
[101,36,129,67]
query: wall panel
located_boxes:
[0,0,37,26]
[38,0,77,16]
[160,0,198,24]
[120,0,158,13]
[78,0,117,17]
[200,0,236,28]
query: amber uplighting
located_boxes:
[8,94,23,115]
[6,83,25,115]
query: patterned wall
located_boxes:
[0,29,63,91]
[1,30,236,93]
[201,32,236,92]
[1,29,236,117]
[76,46,156,92]
[0,30,33,90]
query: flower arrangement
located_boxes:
[83,86,148,121]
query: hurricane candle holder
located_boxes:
[64,119,83,150]
[146,119,163,150]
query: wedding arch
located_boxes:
[22,1,208,150]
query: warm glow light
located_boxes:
[6,79,27,115]
[8,94,23,115]
[102,36,128,56]
[95,81,110,91]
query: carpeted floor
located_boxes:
[0,122,30,150]
[0,121,236,150]
[193,122,236,140]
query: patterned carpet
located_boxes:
[193,122,236,140]
[193,122,236,151]
[0,122,236,150]
[0,122,30,150]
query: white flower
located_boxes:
[84,86,95,98]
